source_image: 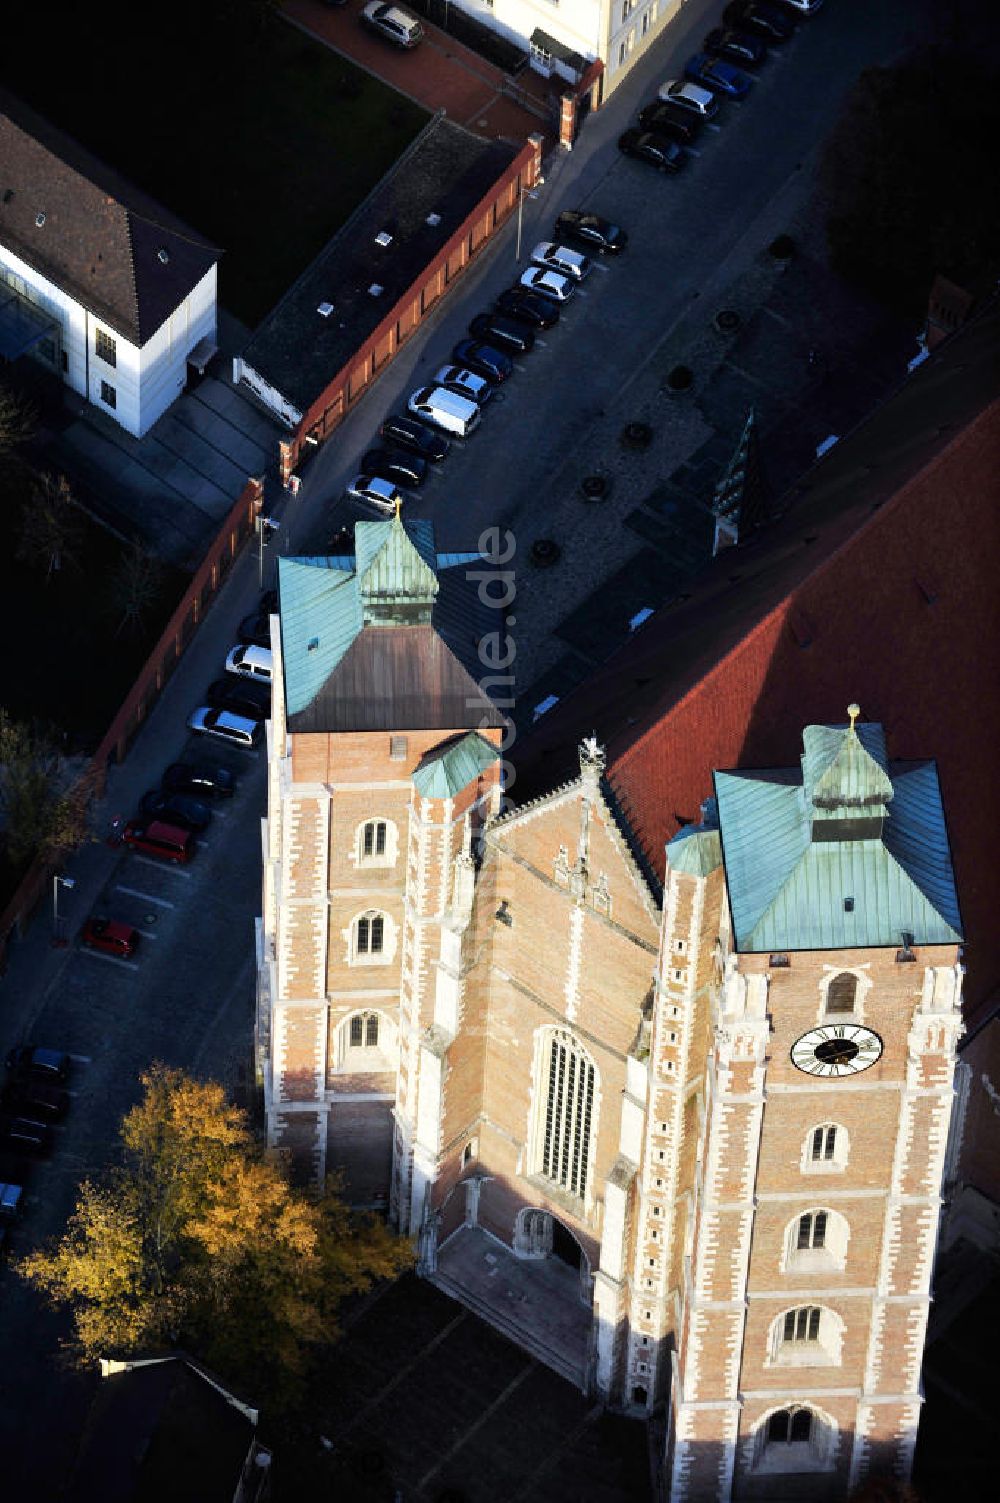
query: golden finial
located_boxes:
[394,496,402,521]
[847,702,860,732]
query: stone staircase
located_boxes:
[430,1263,588,1390]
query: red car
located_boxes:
[81,917,140,958]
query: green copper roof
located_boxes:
[357,513,438,623]
[714,716,962,952]
[667,799,723,876]
[278,556,363,718]
[412,732,500,800]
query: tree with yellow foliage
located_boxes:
[19,1065,411,1410]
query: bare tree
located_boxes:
[0,383,37,454]
[107,538,166,636]
[0,711,92,867]
[17,472,83,580]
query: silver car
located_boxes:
[360,2,423,48]
[518,267,576,304]
[187,707,261,748]
[656,79,719,117]
[344,474,403,513]
[432,365,494,405]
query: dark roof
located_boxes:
[287,623,507,733]
[513,302,1000,1007]
[0,91,220,345]
[66,1357,255,1503]
[240,115,517,413]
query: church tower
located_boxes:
[667,707,964,1500]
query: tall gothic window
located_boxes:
[349,1011,380,1049]
[811,1124,838,1162]
[783,1306,821,1345]
[355,912,385,957]
[362,820,387,859]
[826,973,857,1013]
[797,1211,827,1251]
[537,1031,596,1199]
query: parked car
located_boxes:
[225,643,273,683]
[0,1116,53,1156]
[206,677,270,720]
[344,474,403,513]
[469,312,535,354]
[360,448,428,487]
[406,386,481,438]
[722,0,795,41]
[1,1079,68,1120]
[138,790,212,833]
[187,708,261,749]
[122,819,196,864]
[618,129,685,173]
[553,210,628,255]
[432,365,494,405]
[493,289,559,329]
[360,2,423,47]
[703,26,768,66]
[379,414,450,461]
[684,53,752,98]
[450,340,513,383]
[656,79,719,117]
[530,242,591,282]
[637,101,702,144]
[237,589,278,649]
[81,916,141,957]
[162,762,236,799]
[5,1046,70,1083]
[517,267,575,304]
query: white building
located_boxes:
[0,93,219,438]
[452,0,679,97]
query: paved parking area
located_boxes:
[284,0,555,145]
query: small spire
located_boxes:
[847,702,861,733]
[394,496,403,521]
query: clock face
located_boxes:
[790,1023,883,1077]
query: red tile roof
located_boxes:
[513,321,1000,1014]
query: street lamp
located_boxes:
[256,515,280,588]
[52,874,75,946]
[515,183,541,263]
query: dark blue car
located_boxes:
[684,53,752,99]
[451,339,513,384]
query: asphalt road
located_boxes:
[0,0,941,1488]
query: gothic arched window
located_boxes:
[534,1030,597,1200]
[355,911,385,958]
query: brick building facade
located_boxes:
[256,522,964,1499]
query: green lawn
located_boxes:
[2,5,428,326]
[0,458,186,747]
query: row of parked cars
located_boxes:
[619,0,821,170]
[343,212,628,516]
[1,1045,73,1249]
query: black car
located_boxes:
[1,1079,69,1120]
[723,0,795,41]
[139,789,213,833]
[703,26,768,66]
[494,288,560,330]
[205,678,270,721]
[237,589,278,648]
[451,339,514,383]
[378,414,450,461]
[468,313,535,355]
[636,101,701,144]
[0,1115,53,1156]
[618,129,685,173]
[162,762,236,800]
[553,210,628,255]
[5,1045,70,1083]
[360,448,428,488]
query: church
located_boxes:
[254,510,965,1500]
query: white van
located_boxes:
[407,385,482,438]
[225,643,273,682]
[530,242,592,282]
